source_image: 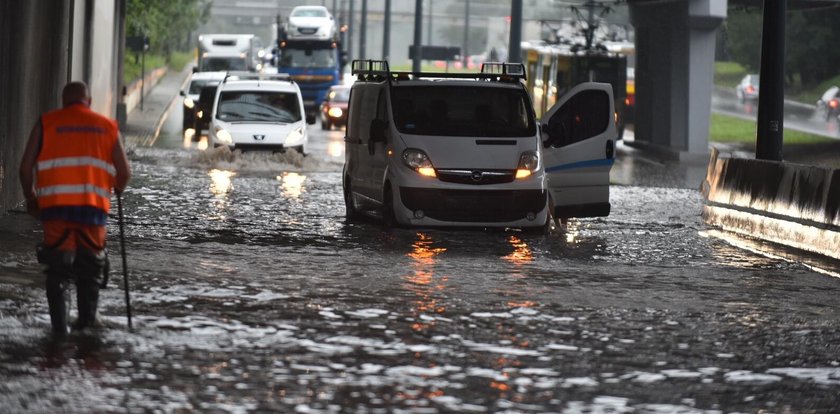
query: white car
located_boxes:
[180,71,227,133]
[209,73,315,154]
[285,6,336,41]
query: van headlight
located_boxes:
[183,97,195,109]
[402,149,436,178]
[214,126,233,144]
[285,127,305,145]
[515,151,539,179]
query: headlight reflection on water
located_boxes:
[405,232,448,331]
[277,172,307,199]
[209,169,235,196]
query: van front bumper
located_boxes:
[398,187,547,225]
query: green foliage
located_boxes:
[168,51,196,72]
[723,7,840,89]
[123,53,166,85]
[127,0,212,56]
[708,113,832,144]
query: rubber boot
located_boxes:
[45,273,68,337]
[73,278,100,331]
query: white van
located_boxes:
[343,60,616,229]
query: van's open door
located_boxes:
[541,82,615,219]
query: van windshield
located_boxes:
[202,57,246,72]
[216,91,301,123]
[391,85,535,137]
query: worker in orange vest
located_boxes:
[19,81,131,336]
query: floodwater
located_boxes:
[1,106,839,413]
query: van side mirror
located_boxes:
[306,113,316,125]
[370,119,387,143]
[179,90,186,97]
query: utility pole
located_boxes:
[585,0,595,50]
[347,0,354,64]
[756,0,786,161]
[383,0,391,60]
[427,0,433,46]
[413,0,423,72]
[359,0,367,60]
[462,0,470,67]
[508,0,522,63]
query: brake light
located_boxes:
[625,94,635,107]
[830,99,839,109]
[746,85,755,94]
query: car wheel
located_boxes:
[344,178,359,222]
[382,183,398,228]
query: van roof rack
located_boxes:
[350,59,527,82]
[222,71,293,83]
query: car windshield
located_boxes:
[292,9,327,17]
[391,85,535,137]
[202,57,246,72]
[329,88,350,102]
[278,48,335,69]
[189,80,219,95]
[216,91,301,123]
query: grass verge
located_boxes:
[124,51,196,84]
[709,113,833,144]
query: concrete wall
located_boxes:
[0,0,123,215]
[702,149,840,260]
[0,1,72,214]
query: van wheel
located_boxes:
[382,184,398,228]
[344,180,359,222]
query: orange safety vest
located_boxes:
[36,104,119,213]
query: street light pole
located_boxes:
[347,0,354,64]
[413,0,423,72]
[756,0,785,161]
[383,0,391,60]
[462,0,470,67]
[508,0,522,63]
[359,0,367,60]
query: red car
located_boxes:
[320,85,350,130]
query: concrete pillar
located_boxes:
[629,0,726,160]
[0,1,72,214]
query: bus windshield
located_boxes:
[391,85,535,137]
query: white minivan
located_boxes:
[343,60,616,229]
[208,72,314,153]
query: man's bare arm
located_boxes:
[112,134,131,194]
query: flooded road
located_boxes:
[1,102,840,413]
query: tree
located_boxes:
[127,0,212,58]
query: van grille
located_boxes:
[436,169,515,185]
[399,188,545,222]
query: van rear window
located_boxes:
[391,85,535,137]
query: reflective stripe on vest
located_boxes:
[36,184,112,199]
[37,156,116,176]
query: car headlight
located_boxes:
[214,126,232,144]
[183,97,195,109]
[515,151,539,179]
[285,127,305,145]
[197,110,204,119]
[328,107,343,118]
[402,149,436,178]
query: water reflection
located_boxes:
[209,169,235,196]
[503,236,533,266]
[565,221,581,244]
[327,140,344,158]
[404,232,448,331]
[277,172,307,199]
[182,128,196,148]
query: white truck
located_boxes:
[196,34,262,72]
